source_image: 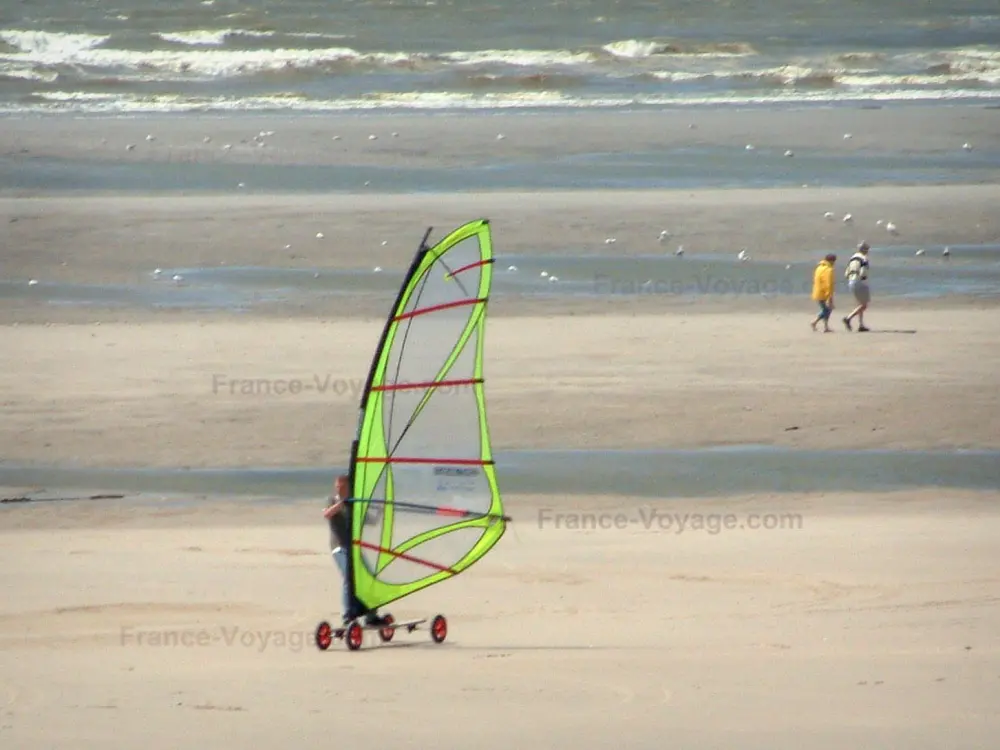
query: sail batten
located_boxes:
[346,218,506,614]
[372,377,483,393]
[392,296,487,322]
[357,457,492,465]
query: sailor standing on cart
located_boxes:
[323,474,386,627]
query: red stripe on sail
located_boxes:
[355,540,456,574]
[446,259,492,278]
[372,377,482,393]
[393,297,484,322]
[434,505,471,517]
[355,457,491,466]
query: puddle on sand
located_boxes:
[2,447,998,503]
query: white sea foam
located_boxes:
[0,63,58,82]
[157,29,276,46]
[603,38,756,59]
[603,39,663,59]
[649,62,1000,88]
[4,42,361,77]
[10,85,999,117]
[0,29,109,56]
[440,49,596,67]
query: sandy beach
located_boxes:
[2,107,1000,748]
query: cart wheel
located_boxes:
[315,621,333,651]
[345,620,364,651]
[379,613,395,642]
[430,614,447,644]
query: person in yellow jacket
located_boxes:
[810,253,837,332]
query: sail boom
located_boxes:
[359,496,511,521]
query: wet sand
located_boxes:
[2,108,1000,748]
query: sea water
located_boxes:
[2,0,999,115]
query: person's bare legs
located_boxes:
[812,302,833,332]
[844,302,867,331]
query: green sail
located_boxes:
[347,219,508,613]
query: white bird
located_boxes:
[152,268,162,278]
[540,271,549,278]
[737,249,749,261]
[332,135,341,141]
[373,266,382,273]
[915,248,925,256]
[284,244,292,250]
[785,264,792,270]
[172,274,183,283]
[368,134,377,140]
[507,265,518,272]
[784,149,794,157]
[876,219,884,226]
[658,229,671,242]
[605,238,616,244]
[203,136,211,143]
[28,279,38,286]
[126,144,135,151]
[824,211,834,220]
[392,132,399,137]
[237,182,245,188]
[745,144,755,151]
[316,232,324,239]
[222,144,232,150]
[496,134,505,140]
[843,213,853,223]
[963,143,972,151]
[886,221,897,234]
[942,246,951,258]
[548,275,558,283]
[675,245,684,256]
[843,133,852,139]
[381,240,388,246]
[146,134,155,141]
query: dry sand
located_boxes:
[1,490,998,749]
[2,108,999,748]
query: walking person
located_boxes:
[810,253,837,332]
[843,241,871,332]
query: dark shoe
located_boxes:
[858,325,870,332]
[842,317,852,331]
[364,612,386,626]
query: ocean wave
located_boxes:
[1,28,760,82]
[156,29,276,46]
[645,62,1000,89]
[602,38,757,59]
[2,26,999,96]
[440,49,597,67]
[1,29,109,56]
[0,63,58,83]
[462,72,589,89]
[2,41,362,78]
[8,86,1000,116]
